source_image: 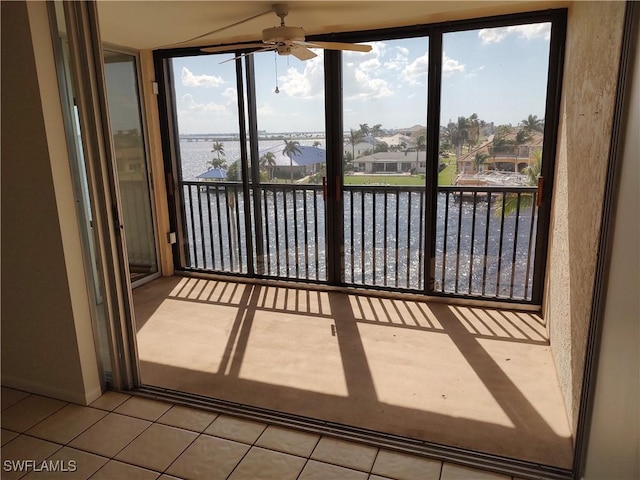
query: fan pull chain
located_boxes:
[274,51,280,94]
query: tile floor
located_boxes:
[0,386,521,480]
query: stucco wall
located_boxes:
[545,0,626,434]
[583,5,639,476]
[1,1,101,404]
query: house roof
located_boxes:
[197,167,227,179]
[259,144,326,167]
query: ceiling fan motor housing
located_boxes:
[262,25,306,44]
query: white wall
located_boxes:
[1,1,102,404]
[584,5,640,477]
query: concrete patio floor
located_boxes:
[133,276,573,469]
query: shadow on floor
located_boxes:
[133,276,573,468]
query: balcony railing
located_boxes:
[181,181,539,302]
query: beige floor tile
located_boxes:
[1,387,30,411]
[204,415,267,444]
[26,404,107,444]
[440,463,511,480]
[371,449,442,480]
[115,423,198,472]
[299,460,369,480]
[228,446,306,480]
[22,447,108,480]
[91,460,160,480]
[89,391,130,411]
[369,475,393,480]
[2,428,19,446]
[1,395,67,432]
[114,396,172,421]
[157,405,218,432]
[166,435,249,480]
[255,425,320,457]
[0,435,62,480]
[311,437,378,472]
[157,476,183,480]
[68,413,151,458]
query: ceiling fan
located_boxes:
[200,4,372,61]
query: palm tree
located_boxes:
[208,141,226,169]
[260,152,276,181]
[312,140,321,148]
[513,128,533,172]
[468,113,480,149]
[359,123,370,137]
[520,114,544,133]
[348,128,364,161]
[371,123,382,150]
[474,152,489,172]
[416,134,426,163]
[282,140,301,183]
[495,149,542,217]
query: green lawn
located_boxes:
[438,163,458,186]
[343,175,426,186]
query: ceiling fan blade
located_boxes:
[298,41,372,53]
[291,45,317,61]
[201,43,266,53]
[218,46,275,64]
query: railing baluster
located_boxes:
[234,187,243,272]
[350,191,355,283]
[283,188,290,277]
[524,191,537,300]
[361,191,366,284]
[274,189,281,276]
[406,192,412,289]
[303,189,309,279]
[496,193,507,297]
[372,191,377,285]
[293,189,300,278]
[418,190,424,291]
[442,191,450,292]
[454,190,464,293]
[206,188,216,269]
[510,192,522,298]
[225,187,235,272]
[482,191,492,296]
[263,189,271,275]
[197,186,206,269]
[468,192,478,295]
[395,192,400,288]
[215,185,225,271]
[383,190,388,286]
[314,189,319,280]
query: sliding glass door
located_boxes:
[104,50,160,286]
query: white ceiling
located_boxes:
[96,1,566,51]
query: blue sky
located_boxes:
[171,22,550,134]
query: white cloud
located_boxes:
[278,53,325,99]
[402,52,428,85]
[179,93,228,114]
[181,67,225,88]
[443,53,465,74]
[478,23,551,44]
[384,46,410,70]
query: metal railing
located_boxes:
[181,181,539,302]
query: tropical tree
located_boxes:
[520,114,544,133]
[348,128,364,160]
[260,151,276,181]
[371,123,383,150]
[444,116,471,158]
[495,149,542,217]
[282,139,301,183]
[209,141,226,169]
[474,152,489,172]
[416,134,426,162]
[358,123,370,137]
[468,113,480,149]
[226,160,240,181]
[312,140,321,148]
[513,128,533,172]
